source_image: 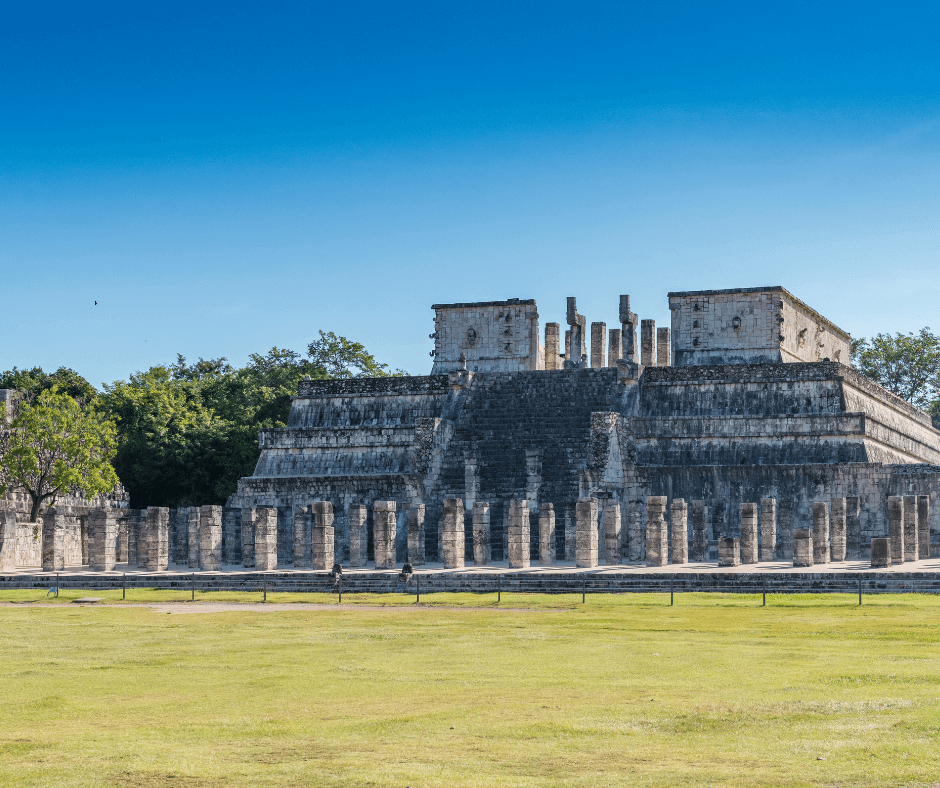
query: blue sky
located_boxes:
[2,1,939,386]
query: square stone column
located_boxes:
[718,537,740,567]
[440,499,463,569]
[918,495,930,561]
[222,507,240,565]
[641,320,656,367]
[241,508,256,568]
[311,501,335,571]
[146,507,169,571]
[656,327,671,367]
[42,509,65,571]
[830,498,847,562]
[888,496,905,564]
[373,501,398,569]
[136,508,151,569]
[812,502,830,564]
[407,504,425,566]
[349,505,368,567]
[669,499,687,564]
[590,322,606,368]
[870,537,892,568]
[254,508,278,570]
[544,323,560,370]
[472,501,491,565]
[507,499,530,569]
[619,295,639,363]
[187,508,200,569]
[293,504,311,568]
[538,503,555,565]
[564,503,576,561]
[903,494,919,561]
[759,498,776,562]
[576,498,599,568]
[793,529,814,567]
[607,329,622,368]
[740,503,758,564]
[566,298,586,368]
[645,496,668,567]
[627,507,643,562]
[116,513,129,563]
[777,500,794,560]
[88,510,118,571]
[604,501,622,565]
[845,496,861,560]
[0,511,17,571]
[691,500,708,562]
[198,505,222,571]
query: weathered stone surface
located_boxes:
[759,498,776,562]
[407,504,425,566]
[669,499,687,564]
[870,537,891,568]
[793,529,813,567]
[627,507,642,562]
[591,322,606,369]
[42,509,65,571]
[88,510,118,571]
[918,495,930,562]
[539,503,555,565]
[608,329,622,368]
[187,508,200,569]
[564,502,576,562]
[311,501,335,571]
[507,499,530,569]
[472,501,490,565]
[645,497,668,567]
[830,497,847,562]
[718,537,740,567]
[888,496,905,564]
[545,323,561,371]
[576,497,599,568]
[0,511,16,571]
[845,495,861,560]
[657,327,671,367]
[198,505,222,571]
[222,507,240,565]
[145,507,169,571]
[777,500,794,561]
[740,503,758,564]
[241,508,256,568]
[254,508,278,570]
[293,504,311,568]
[691,500,708,562]
[374,501,398,570]
[349,504,368,567]
[812,502,830,564]
[641,320,656,367]
[603,501,621,565]
[903,494,919,562]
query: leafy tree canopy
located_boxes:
[0,366,98,404]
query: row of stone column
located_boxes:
[872,495,931,568]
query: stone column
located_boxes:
[845,496,861,560]
[564,503,576,561]
[564,330,571,361]
[406,504,425,566]
[565,297,586,369]
[187,508,200,569]
[311,501,335,571]
[918,495,930,561]
[740,503,758,564]
[146,507,169,571]
[42,508,65,571]
[812,502,830,564]
[348,505,368,567]
[870,537,891,568]
[691,500,708,562]
[137,508,151,569]
[645,497,668,567]
[641,320,656,367]
[759,498,776,562]
[656,327,671,367]
[830,498,847,562]
[538,503,555,565]
[669,499,687,564]
[222,507,240,565]
[619,295,639,363]
[472,501,491,565]
[254,508,278,570]
[241,508,256,568]
[576,498,599,568]
[793,529,814,567]
[903,494,919,562]
[718,537,740,567]
[373,501,398,569]
[0,511,17,571]
[590,322,606,368]
[545,323,561,370]
[88,510,118,571]
[293,504,311,568]
[198,505,222,571]
[888,496,905,564]
[604,501,622,565]
[507,499,530,569]
[777,500,794,560]
[116,513,128,563]
[607,329,622,368]
[440,498,463,569]
[627,507,643,562]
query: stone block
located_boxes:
[87,510,117,572]
[146,507,169,571]
[777,500,794,560]
[845,496,861,560]
[918,495,930,562]
[222,507,240,565]
[603,501,622,565]
[903,494,919,562]
[472,501,490,565]
[691,500,708,562]
[349,504,368,567]
[627,507,643,562]
[830,497,846,562]
[607,329,622,368]
[657,327,671,367]
[564,503,576,561]
[740,503,758,564]
[42,508,65,571]
[241,508,256,568]
[198,505,222,571]
[187,508,200,569]
[759,498,776,562]
[641,319,656,367]
[507,499,530,569]
[870,537,892,568]
[407,504,425,566]
[311,501,335,571]
[576,498,599,568]
[812,502,830,564]
[539,503,555,565]
[669,499,687,564]
[888,496,905,564]
[254,508,278,570]
[645,496,668,567]
[374,500,398,569]
[793,529,813,567]
[590,322,606,368]
[293,504,311,568]
[0,510,17,571]
[718,537,740,567]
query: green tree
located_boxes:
[851,328,940,413]
[0,388,119,522]
[0,366,98,404]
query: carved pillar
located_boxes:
[641,320,656,367]
[590,322,606,368]
[903,494,919,561]
[311,501,335,571]
[565,297,586,369]
[472,501,490,566]
[544,323,561,370]
[539,503,555,565]
[293,505,311,568]
[241,508,256,568]
[645,497,668,567]
[374,501,398,570]
[918,495,930,561]
[42,508,65,571]
[576,498,599,568]
[656,327,671,367]
[88,510,118,571]
[830,498,847,562]
[691,500,708,562]
[146,507,169,571]
[740,503,758,564]
[759,498,777,562]
[254,508,278,571]
[603,501,621,565]
[619,295,639,363]
[440,498,464,569]
[407,504,425,566]
[888,496,905,564]
[669,499,687,564]
[607,329,622,368]
[793,529,814,567]
[507,499,530,569]
[845,496,861,560]
[349,504,368,567]
[812,502,830,564]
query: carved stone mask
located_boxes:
[467,328,477,347]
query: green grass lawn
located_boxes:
[1,591,939,787]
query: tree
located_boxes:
[0,366,98,404]
[851,328,940,413]
[0,388,119,522]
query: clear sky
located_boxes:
[2,1,939,386]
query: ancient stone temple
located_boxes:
[227,286,940,566]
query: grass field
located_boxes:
[1,590,939,787]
